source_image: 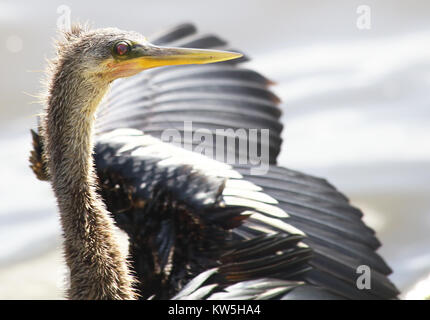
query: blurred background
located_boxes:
[1,0,429,299]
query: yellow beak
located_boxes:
[108,43,243,79]
[133,44,243,69]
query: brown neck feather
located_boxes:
[42,60,136,299]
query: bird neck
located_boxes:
[43,66,136,299]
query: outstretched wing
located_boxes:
[235,165,398,299]
[94,23,398,299]
[94,129,398,300]
[95,129,311,299]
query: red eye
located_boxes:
[115,41,130,56]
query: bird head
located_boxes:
[56,26,242,82]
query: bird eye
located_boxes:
[114,41,131,57]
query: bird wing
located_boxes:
[95,129,312,299]
[94,128,398,300]
[235,165,399,299]
[93,23,398,299]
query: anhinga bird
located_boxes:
[29,23,399,300]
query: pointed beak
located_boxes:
[107,42,243,79]
[132,43,243,69]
